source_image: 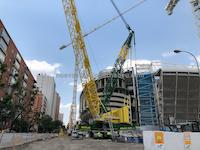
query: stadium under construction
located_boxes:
[79,64,200,130]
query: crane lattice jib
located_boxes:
[62,0,100,117]
[102,31,134,112]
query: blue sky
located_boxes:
[0,0,200,124]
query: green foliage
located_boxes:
[0,61,38,132]
[12,119,29,132]
[38,115,63,133]
[38,115,53,133]
[52,120,63,132]
[0,96,15,130]
[0,63,7,77]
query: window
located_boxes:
[16,53,21,62]
[24,73,28,80]
[0,38,7,53]
[23,81,27,88]
[0,49,5,63]
[0,29,10,44]
[14,60,20,70]
[12,67,17,75]
[10,76,16,85]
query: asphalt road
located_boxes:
[8,136,144,150]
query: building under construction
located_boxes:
[79,64,159,126]
[79,69,133,124]
[155,67,200,127]
[79,64,200,128]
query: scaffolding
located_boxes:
[135,64,158,126]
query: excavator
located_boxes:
[62,0,135,138]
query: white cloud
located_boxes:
[59,103,79,125]
[25,59,61,78]
[106,66,113,70]
[161,51,175,58]
[60,103,71,109]
[69,82,83,92]
[60,103,71,125]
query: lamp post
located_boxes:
[173,49,200,122]
[174,50,200,74]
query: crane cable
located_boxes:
[110,0,136,47]
[110,0,132,32]
[60,0,147,50]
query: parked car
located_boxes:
[71,130,83,140]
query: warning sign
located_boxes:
[154,131,164,145]
[184,132,192,145]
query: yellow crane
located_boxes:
[62,0,100,118]
[62,0,133,127]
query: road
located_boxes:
[8,136,144,150]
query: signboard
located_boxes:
[154,131,164,145]
[184,132,192,145]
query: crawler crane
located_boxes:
[62,0,134,136]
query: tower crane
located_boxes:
[165,0,200,36]
[67,57,78,134]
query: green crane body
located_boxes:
[101,31,134,113]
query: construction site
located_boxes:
[64,0,200,148]
[1,0,200,149]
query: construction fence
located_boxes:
[143,131,200,150]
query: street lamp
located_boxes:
[174,49,200,74]
[173,49,200,121]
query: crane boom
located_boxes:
[101,0,135,115]
[102,31,134,112]
[62,0,100,117]
[62,0,132,126]
[165,0,180,15]
[165,0,200,38]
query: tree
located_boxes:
[52,120,63,133]
[12,118,29,132]
[10,87,37,132]
[0,62,15,130]
[0,61,38,132]
[38,115,53,133]
[38,115,63,133]
[0,96,15,130]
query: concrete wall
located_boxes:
[0,133,58,149]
